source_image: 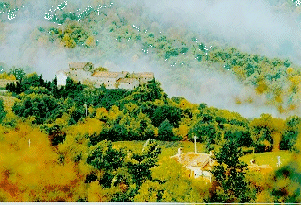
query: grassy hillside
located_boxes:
[114,140,293,168]
[113,140,207,161]
[240,151,293,168]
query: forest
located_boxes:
[1,0,301,203]
[0,70,299,202]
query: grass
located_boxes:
[0,96,17,111]
[112,140,207,160]
[240,151,294,168]
[113,141,295,168]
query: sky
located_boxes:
[0,0,300,118]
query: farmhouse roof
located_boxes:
[173,152,211,168]
[92,71,122,78]
[117,78,138,83]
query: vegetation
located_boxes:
[28,0,301,114]
[1,0,301,202]
[0,71,300,202]
[210,139,255,202]
[2,0,301,114]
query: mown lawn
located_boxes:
[0,96,17,111]
[112,140,207,160]
[240,151,294,168]
[113,141,295,168]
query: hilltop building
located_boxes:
[117,78,140,90]
[56,62,154,90]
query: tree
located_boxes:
[0,124,86,201]
[210,139,255,203]
[250,114,285,152]
[62,77,85,98]
[223,125,252,147]
[12,91,59,124]
[20,73,44,92]
[280,116,301,151]
[0,98,6,123]
[126,79,167,103]
[192,121,217,144]
[127,139,161,187]
[8,67,25,80]
[86,139,161,201]
[87,140,126,172]
[62,33,76,48]
[135,158,209,202]
[158,119,175,141]
[151,104,182,128]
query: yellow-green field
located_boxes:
[113,140,207,160]
[0,96,17,111]
[240,151,294,168]
[113,141,295,168]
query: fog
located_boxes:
[0,0,300,118]
[141,0,301,62]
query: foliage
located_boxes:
[86,139,161,201]
[12,90,59,124]
[0,98,6,123]
[280,116,301,151]
[2,0,301,202]
[8,67,26,81]
[269,136,301,203]
[210,139,255,203]
[250,114,285,152]
[0,123,87,201]
[134,158,210,202]
[158,119,176,141]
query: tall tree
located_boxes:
[210,139,255,203]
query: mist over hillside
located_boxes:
[141,0,301,61]
[0,0,300,118]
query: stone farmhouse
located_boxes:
[171,148,215,182]
[56,62,154,90]
[171,148,275,183]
